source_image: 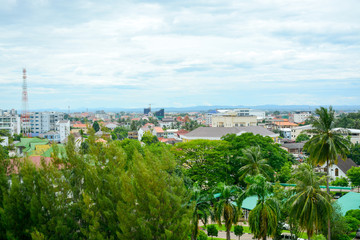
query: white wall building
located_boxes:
[28,112,65,134]
[291,125,314,141]
[293,111,312,123]
[56,120,71,143]
[212,113,257,127]
[0,114,21,136]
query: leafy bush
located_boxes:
[346,209,360,221]
[207,225,218,239]
[345,216,360,231]
[198,230,208,240]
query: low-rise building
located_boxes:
[317,157,357,180]
[291,125,314,141]
[182,126,279,142]
[212,113,257,127]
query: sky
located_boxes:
[0,0,360,110]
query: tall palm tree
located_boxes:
[242,174,280,240]
[304,106,351,240]
[238,146,273,180]
[190,184,212,240]
[287,163,332,240]
[212,183,242,240]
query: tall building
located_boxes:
[27,111,65,135]
[154,109,165,120]
[0,111,21,136]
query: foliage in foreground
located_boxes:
[0,137,191,240]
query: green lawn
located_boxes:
[206,224,310,239]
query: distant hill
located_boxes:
[29,105,360,113]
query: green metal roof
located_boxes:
[41,144,67,158]
[15,138,49,148]
[241,196,258,210]
[336,192,360,215]
[337,192,360,215]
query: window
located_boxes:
[335,168,339,177]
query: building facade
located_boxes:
[0,114,21,136]
[212,114,257,127]
[28,112,65,135]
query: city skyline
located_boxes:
[1,0,360,109]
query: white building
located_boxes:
[291,125,314,141]
[249,110,266,121]
[212,113,257,127]
[293,111,312,123]
[56,120,71,143]
[333,128,360,145]
[28,111,65,134]
[0,114,21,136]
[317,157,357,181]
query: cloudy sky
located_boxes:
[1,0,359,110]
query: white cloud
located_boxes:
[0,0,359,109]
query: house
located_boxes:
[104,122,118,131]
[182,126,279,142]
[281,141,306,157]
[176,129,189,139]
[152,127,165,138]
[128,131,138,140]
[317,157,358,180]
[164,129,178,139]
[137,123,155,141]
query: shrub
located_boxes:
[198,230,208,240]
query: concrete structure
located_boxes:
[212,113,257,127]
[152,127,165,138]
[333,128,360,144]
[292,111,311,123]
[281,142,306,157]
[158,118,176,128]
[137,123,155,141]
[0,114,21,136]
[56,120,70,143]
[28,111,64,135]
[291,125,314,141]
[279,128,291,140]
[182,126,279,142]
[249,109,266,121]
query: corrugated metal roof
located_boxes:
[337,192,360,215]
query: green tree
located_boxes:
[117,148,192,239]
[234,225,244,240]
[304,106,351,240]
[112,126,128,140]
[345,216,360,231]
[190,184,212,240]
[92,121,100,132]
[207,225,218,240]
[347,166,360,191]
[212,183,242,240]
[222,133,291,176]
[296,133,310,142]
[277,161,292,183]
[348,143,360,165]
[345,209,360,221]
[171,140,231,189]
[141,131,159,145]
[287,163,332,240]
[330,177,349,187]
[243,175,280,240]
[238,146,274,180]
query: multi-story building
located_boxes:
[56,120,71,143]
[291,125,314,141]
[28,112,64,135]
[292,111,312,123]
[0,112,21,136]
[212,111,257,127]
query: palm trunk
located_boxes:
[191,215,198,240]
[226,229,231,240]
[326,159,331,240]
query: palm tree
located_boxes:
[190,184,212,240]
[212,183,242,240]
[238,146,273,180]
[304,106,351,240]
[242,174,280,240]
[287,163,332,240]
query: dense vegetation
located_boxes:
[0,107,359,240]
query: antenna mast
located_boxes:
[21,68,30,136]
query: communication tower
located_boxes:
[21,68,30,136]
